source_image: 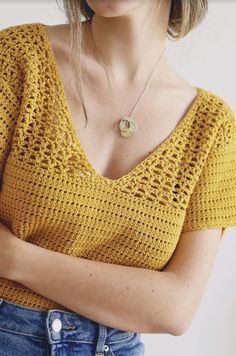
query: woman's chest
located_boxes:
[0,159,187,272]
[0,83,198,272]
[63,84,197,182]
[48,23,198,182]
[0,74,204,272]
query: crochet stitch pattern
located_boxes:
[0,23,236,310]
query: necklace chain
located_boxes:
[86,20,166,138]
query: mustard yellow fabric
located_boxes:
[0,22,236,310]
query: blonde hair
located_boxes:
[56,0,208,125]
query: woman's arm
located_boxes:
[7,237,181,334]
[0,222,222,335]
[0,224,182,335]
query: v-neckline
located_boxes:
[36,22,205,185]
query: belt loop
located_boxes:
[45,310,62,344]
[95,324,108,355]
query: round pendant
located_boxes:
[118,117,137,138]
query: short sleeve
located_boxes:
[181,103,236,238]
[0,26,21,184]
[0,78,19,183]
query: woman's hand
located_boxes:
[0,220,22,280]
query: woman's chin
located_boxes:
[86,0,144,18]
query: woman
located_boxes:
[0,0,235,355]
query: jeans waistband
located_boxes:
[0,298,136,354]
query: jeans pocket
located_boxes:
[0,329,49,356]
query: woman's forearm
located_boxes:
[10,239,183,334]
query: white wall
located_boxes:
[0,1,236,355]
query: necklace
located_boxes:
[88,21,166,138]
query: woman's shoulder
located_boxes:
[0,22,46,62]
[0,22,39,44]
[0,22,45,101]
[198,86,235,127]
[198,87,236,153]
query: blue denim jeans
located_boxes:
[0,298,145,355]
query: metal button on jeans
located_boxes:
[51,318,62,333]
[103,344,109,351]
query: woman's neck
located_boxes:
[83,0,171,84]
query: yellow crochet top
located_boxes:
[0,22,236,311]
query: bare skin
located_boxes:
[44,0,198,181]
